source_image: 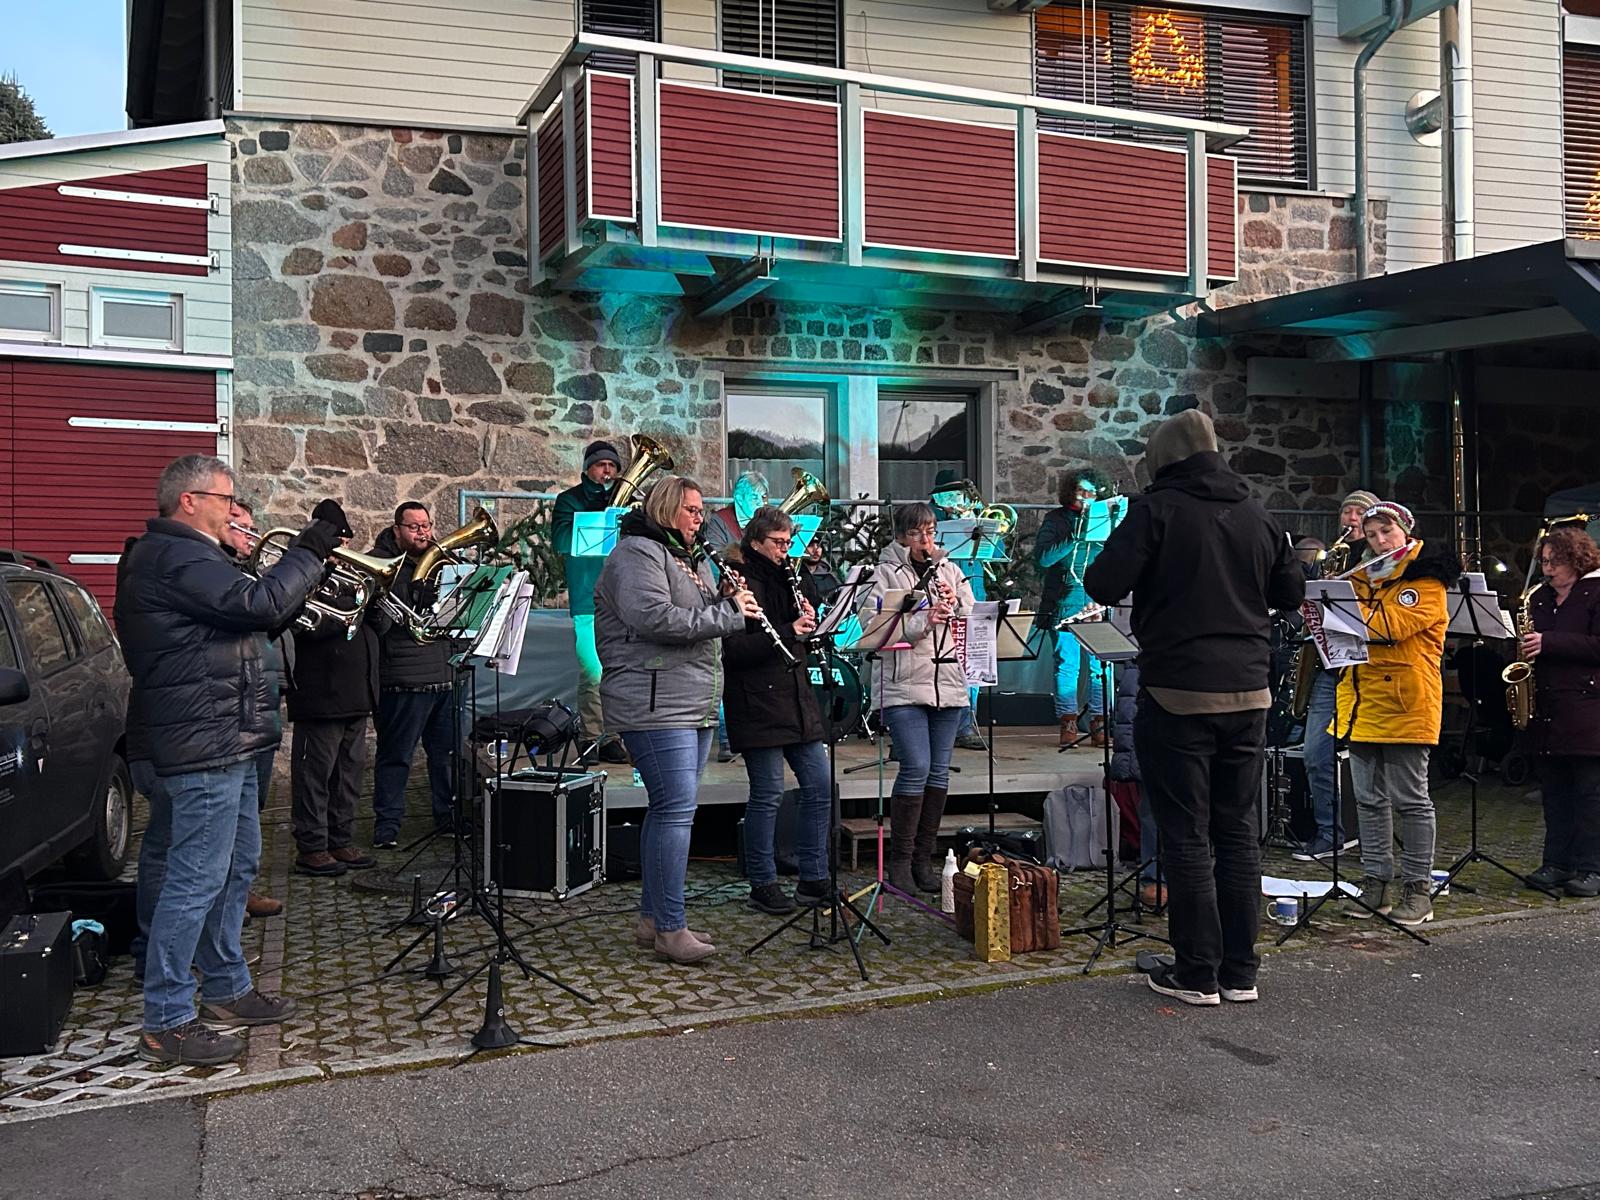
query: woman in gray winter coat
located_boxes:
[594,475,761,963]
[856,502,975,894]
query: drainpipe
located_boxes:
[201,0,220,120]
[1440,0,1475,261]
[1355,1,1403,279]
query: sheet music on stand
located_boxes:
[1448,573,1516,639]
[1304,579,1371,668]
[962,599,1020,687]
[571,509,622,558]
[787,513,822,558]
[812,564,873,641]
[848,588,925,653]
[936,518,1007,563]
[1081,496,1129,544]
[469,572,535,674]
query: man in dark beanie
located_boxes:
[553,439,629,763]
[1085,408,1304,1007]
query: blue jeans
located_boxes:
[373,689,456,838]
[881,704,965,797]
[1302,669,1343,847]
[1052,628,1108,719]
[143,761,261,1032]
[130,760,170,980]
[623,727,713,933]
[742,741,831,885]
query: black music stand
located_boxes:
[1274,589,1428,945]
[1058,621,1167,970]
[978,603,1041,838]
[744,568,889,979]
[1434,577,1556,899]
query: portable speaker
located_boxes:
[0,912,74,1057]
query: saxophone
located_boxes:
[1502,584,1539,731]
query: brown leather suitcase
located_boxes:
[952,850,1061,953]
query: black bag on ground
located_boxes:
[30,882,138,957]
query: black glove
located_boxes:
[310,498,353,539]
[292,518,341,561]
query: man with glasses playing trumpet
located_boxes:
[118,455,341,1065]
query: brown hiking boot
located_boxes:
[1058,715,1079,747]
[200,989,297,1028]
[139,1020,245,1066]
[294,851,347,877]
[1088,716,1107,747]
[246,893,283,918]
[329,846,378,870]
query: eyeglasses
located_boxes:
[399,522,433,533]
[681,506,704,518]
[189,490,236,505]
[766,537,793,550]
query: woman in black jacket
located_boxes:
[1521,525,1600,896]
[721,508,833,914]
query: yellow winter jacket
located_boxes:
[1333,540,1461,745]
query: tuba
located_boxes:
[776,467,829,516]
[979,502,1017,537]
[237,526,404,641]
[1503,583,1540,731]
[611,433,674,509]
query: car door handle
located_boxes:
[27,717,48,749]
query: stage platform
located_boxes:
[602,726,1104,809]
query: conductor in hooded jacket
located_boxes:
[1085,410,1304,1008]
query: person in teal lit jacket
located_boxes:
[1035,470,1112,747]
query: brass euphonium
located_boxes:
[412,506,499,601]
[391,506,502,642]
[776,467,829,516]
[611,433,674,509]
[236,526,405,641]
[979,502,1017,537]
[1503,584,1539,731]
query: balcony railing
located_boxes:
[521,35,1246,317]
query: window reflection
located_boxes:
[879,392,973,501]
[726,389,828,498]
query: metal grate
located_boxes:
[1034,1,1311,189]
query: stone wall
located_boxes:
[1216,191,1387,308]
[228,117,1384,553]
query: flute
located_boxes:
[719,561,800,667]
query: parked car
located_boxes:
[0,550,132,882]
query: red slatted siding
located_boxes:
[588,72,635,221]
[658,82,839,241]
[573,82,589,228]
[537,112,566,261]
[1207,155,1238,280]
[863,111,1016,257]
[0,361,11,548]
[0,164,209,277]
[1038,134,1186,275]
[8,361,217,610]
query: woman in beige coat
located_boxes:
[857,502,976,894]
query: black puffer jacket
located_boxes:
[115,519,323,777]
[287,619,380,721]
[370,527,454,689]
[722,547,825,752]
[1084,451,1304,694]
[1110,661,1141,783]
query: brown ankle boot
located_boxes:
[888,794,922,893]
[1058,715,1079,747]
[1089,716,1107,747]
[912,787,949,893]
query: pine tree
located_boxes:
[0,74,52,146]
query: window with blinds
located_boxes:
[1564,45,1600,241]
[1034,2,1310,189]
[581,0,658,73]
[721,0,842,99]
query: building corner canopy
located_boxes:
[1197,240,1600,360]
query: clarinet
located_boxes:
[719,561,800,667]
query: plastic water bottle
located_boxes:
[940,849,959,914]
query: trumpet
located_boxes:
[233,524,405,641]
[715,556,799,667]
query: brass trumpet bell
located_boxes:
[612,433,675,509]
[776,467,829,516]
[415,506,499,593]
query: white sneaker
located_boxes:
[1147,966,1220,1006]
[1220,984,1259,1003]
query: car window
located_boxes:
[0,617,17,672]
[5,580,75,674]
[59,584,114,654]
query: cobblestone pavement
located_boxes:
[0,768,1567,1119]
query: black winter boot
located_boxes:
[888,793,922,894]
[911,787,949,893]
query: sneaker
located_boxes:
[1147,964,1220,1007]
[1220,983,1259,1003]
[717,748,736,764]
[1291,839,1334,862]
[139,1020,245,1066]
[954,730,987,751]
[330,846,378,870]
[1389,880,1435,926]
[796,878,831,907]
[598,736,630,765]
[372,832,400,850]
[748,881,796,915]
[1348,876,1391,919]
[1529,864,1576,890]
[294,851,347,877]
[200,989,297,1028]
[1564,871,1600,897]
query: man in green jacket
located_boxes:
[552,440,629,764]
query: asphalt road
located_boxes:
[6,909,1600,1200]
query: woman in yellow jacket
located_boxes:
[1335,501,1461,927]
